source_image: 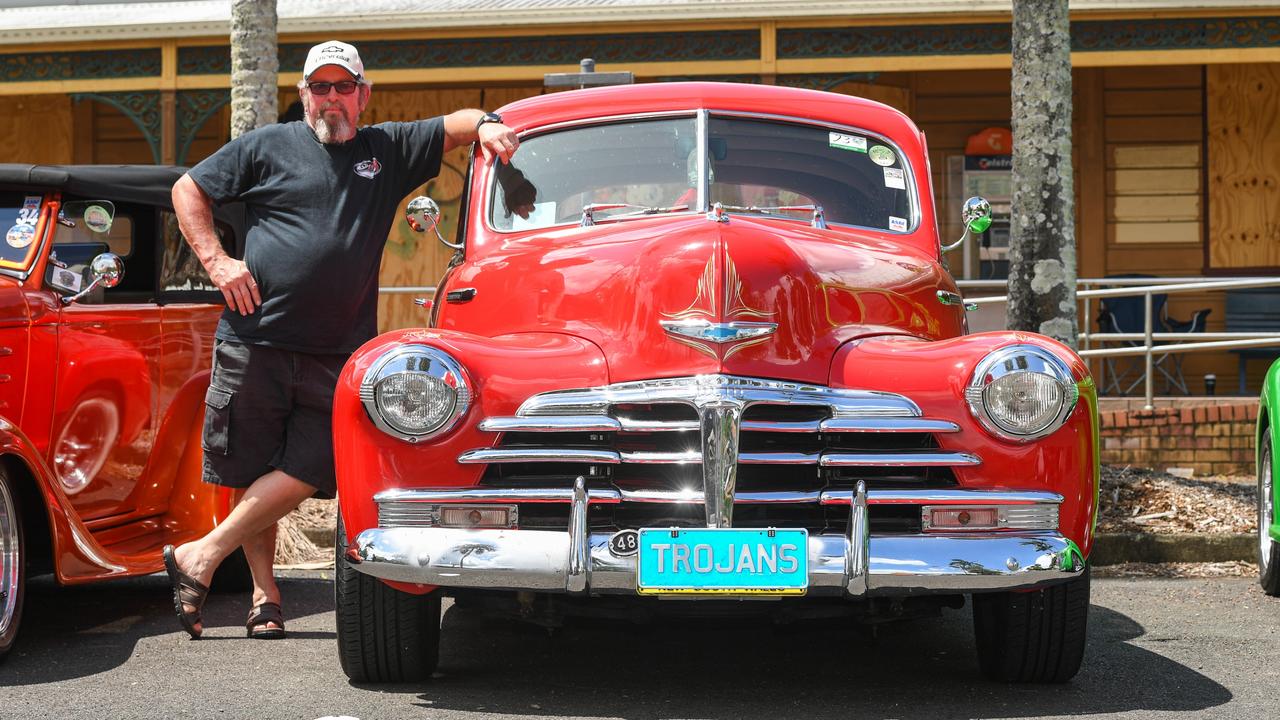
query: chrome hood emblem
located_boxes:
[661,255,776,359]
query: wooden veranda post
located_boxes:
[1007,0,1077,347]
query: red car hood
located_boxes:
[446,216,962,384]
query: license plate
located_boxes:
[637,528,808,595]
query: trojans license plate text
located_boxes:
[636,528,808,595]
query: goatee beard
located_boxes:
[314,113,355,144]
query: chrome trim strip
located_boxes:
[819,418,961,433]
[739,452,820,465]
[617,418,699,432]
[350,527,1086,596]
[822,489,1064,506]
[696,108,708,211]
[740,420,821,433]
[457,448,621,464]
[517,375,921,418]
[700,399,740,528]
[620,450,702,464]
[617,489,820,504]
[819,451,981,467]
[479,416,622,432]
[375,487,623,505]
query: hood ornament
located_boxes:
[661,255,776,359]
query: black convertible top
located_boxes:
[0,163,189,207]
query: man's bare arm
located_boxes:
[172,173,260,315]
[441,109,519,164]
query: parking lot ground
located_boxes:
[1,570,1277,720]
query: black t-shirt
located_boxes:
[188,118,445,354]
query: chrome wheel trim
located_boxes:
[1261,437,1275,576]
[0,478,19,638]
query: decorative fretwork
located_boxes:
[0,48,160,83]
[183,32,759,76]
[779,16,1280,59]
[71,91,162,164]
[778,73,881,91]
[176,89,231,165]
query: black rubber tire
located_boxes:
[1259,433,1280,597]
[335,511,440,683]
[972,566,1090,683]
[0,466,26,662]
[210,547,254,594]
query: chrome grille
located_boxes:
[460,375,979,531]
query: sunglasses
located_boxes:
[307,80,360,96]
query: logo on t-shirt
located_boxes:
[354,158,382,179]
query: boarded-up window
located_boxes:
[1109,144,1201,244]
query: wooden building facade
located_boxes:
[0,1,1276,393]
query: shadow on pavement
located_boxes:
[369,601,1232,719]
[0,573,334,685]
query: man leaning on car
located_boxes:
[160,39,520,640]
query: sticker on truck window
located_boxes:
[868,145,896,167]
[829,132,867,153]
[49,266,83,293]
[889,216,908,232]
[5,224,34,249]
[883,167,906,190]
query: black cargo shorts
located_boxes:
[201,338,349,498]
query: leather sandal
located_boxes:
[163,544,209,640]
[246,601,286,640]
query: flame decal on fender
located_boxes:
[660,255,777,359]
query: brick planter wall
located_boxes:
[1098,402,1260,476]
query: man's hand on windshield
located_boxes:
[478,123,519,165]
[208,255,261,316]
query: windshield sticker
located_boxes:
[889,216,908,232]
[868,145,896,167]
[83,204,112,233]
[18,195,40,225]
[883,167,906,190]
[5,224,34,249]
[49,266,83,293]
[829,132,867,153]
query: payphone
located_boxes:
[962,128,1012,279]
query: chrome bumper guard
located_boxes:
[350,480,1085,596]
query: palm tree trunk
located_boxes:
[229,0,278,139]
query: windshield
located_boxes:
[489,114,916,233]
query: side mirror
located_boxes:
[405,196,462,250]
[941,196,991,252]
[61,252,124,305]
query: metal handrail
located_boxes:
[957,276,1280,408]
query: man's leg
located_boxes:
[172,469,315,634]
[232,488,282,630]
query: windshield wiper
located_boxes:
[714,203,828,229]
[580,203,690,227]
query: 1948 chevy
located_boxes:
[0,164,248,659]
[333,83,1098,684]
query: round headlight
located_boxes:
[966,345,1078,442]
[361,345,471,442]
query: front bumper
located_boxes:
[348,481,1086,596]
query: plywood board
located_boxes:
[1109,144,1200,169]
[1109,168,1200,195]
[1207,63,1280,269]
[1111,221,1201,244]
[0,94,73,164]
[1111,195,1200,222]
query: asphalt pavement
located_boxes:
[1,570,1278,720]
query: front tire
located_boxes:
[972,567,1090,683]
[0,467,26,662]
[1258,433,1280,596]
[335,511,440,683]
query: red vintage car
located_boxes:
[0,164,248,659]
[333,83,1098,684]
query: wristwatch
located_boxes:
[475,111,503,131]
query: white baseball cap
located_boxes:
[303,41,364,80]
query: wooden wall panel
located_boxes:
[90,100,154,165]
[1207,63,1280,269]
[0,95,73,164]
[364,88,484,332]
